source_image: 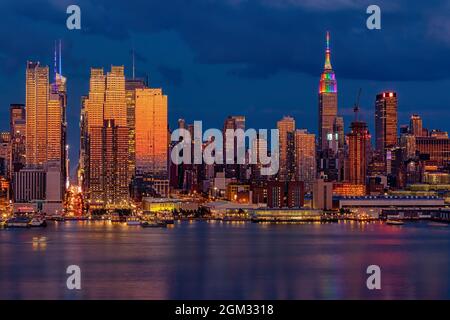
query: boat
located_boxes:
[6,217,31,228]
[141,220,167,228]
[30,217,47,227]
[126,217,141,226]
[386,219,404,226]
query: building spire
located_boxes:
[324,31,332,70]
[59,39,62,75]
[54,40,57,81]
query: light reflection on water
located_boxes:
[0,220,449,300]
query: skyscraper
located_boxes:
[85,66,129,209]
[10,104,26,174]
[375,91,398,155]
[295,129,316,192]
[126,79,146,182]
[223,116,246,179]
[410,114,423,137]
[134,87,169,197]
[347,121,370,185]
[277,116,295,181]
[318,31,338,152]
[25,61,49,166]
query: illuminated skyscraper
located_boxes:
[295,129,316,192]
[318,31,338,152]
[277,116,296,181]
[347,121,370,185]
[135,87,168,177]
[10,104,26,174]
[410,114,423,137]
[85,66,129,209]
[25,61,49,166]
[126,79,146,181]
[375,91,398,155]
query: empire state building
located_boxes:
[318,31,338,152]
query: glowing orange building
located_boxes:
[347,121,370,185]
[25,61,49,165]
[85,66,129,209]
[135,88,168,176]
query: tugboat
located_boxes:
[6,216,31,228]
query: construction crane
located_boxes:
[353,88,362,121]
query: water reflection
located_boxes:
[0,220,449,299]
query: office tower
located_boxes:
[277,116,296,181]
[126,79,146,182]
[135,87,169,197]
[10,104,26,174]
[295,129,316,192]
[13,167,46,203]
[135,88,168,176]
[347,121,370,185]
[223,116,246,179]
[375,91,398,155]
[318,31,338,152]
[25,57,66,208]
[416,133,450,167]
[85,66,129,209]
[25,61,49,166]
[410,114,423,137]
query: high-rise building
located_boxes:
[125,79,146,182]
[416,134,450,167]
[24,57,66,206]
[295,129,316,192]
[25,61,49,166]
[134,87,169,197]
[277,116,296,181]
[10,104,26,174]
[135,88,168,176]
[84,66,129,209]
[410,114,424,137]
[223,116,246,179]
[347,121,370,185]
[375,91,398,155]
[318,31,338,152]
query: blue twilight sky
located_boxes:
[0,0,450,175]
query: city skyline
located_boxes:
[1,1,450,174]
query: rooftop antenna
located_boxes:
[53,40,57,81]
[354,88,362,121]
[59,39,62,75]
